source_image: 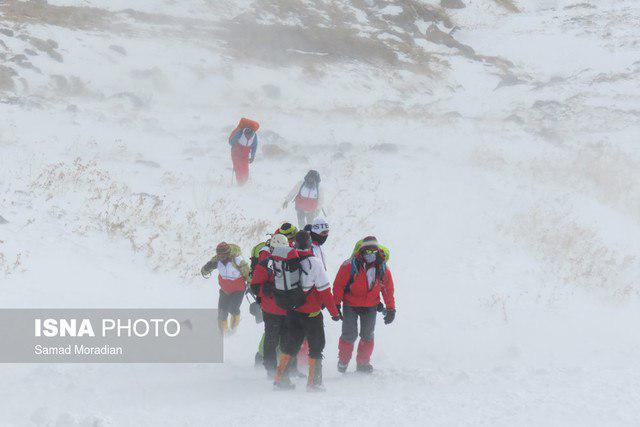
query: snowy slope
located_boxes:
[2,0,640,425]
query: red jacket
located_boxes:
[333,259,395,310]
[219,275,246,294]
[250,262,286,316]
[296,287,339,317]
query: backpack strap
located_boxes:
[257,258,273,274]
[344,257,386,294]
[344,258,359,294]
[298,255,312,277]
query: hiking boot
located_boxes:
[217,319,228,334]
[337,361,348,373]
[273,376,295,390]
[356,363,373,374]
[307,358,323,388]
[229,314,241,332]
[273,354,294,390]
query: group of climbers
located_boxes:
[208,118,396,391]
[200,220,396,391]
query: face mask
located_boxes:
[313,233,328,245]
[363,253,376,264]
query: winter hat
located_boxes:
[311,218,330,235]
[294,230,312,250]
[359,236,379,251]
[216,242,231,256]
[269,234,289,249]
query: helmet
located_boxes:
[269,234,289,249]
[311,218,329,235]
[278,222,298,241]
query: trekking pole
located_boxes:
[244,288,255,303]
[246,289,263,323]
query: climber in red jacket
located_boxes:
[228,118,259,185]
[333,236,396,374]
[273,231,341,391]
[250,250,288,377]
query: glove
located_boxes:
[200,266,210,279]
[384,309,395,325]
[249,302,263,323]
[249,302,261,316]
[376,302,385,313]
[249,284,260,298]
[332,305,343,321]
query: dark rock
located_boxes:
[135,159,161,168]
[371,143,399,153]
[441,0,465,9]
[109,45,127,55]
[262,144,288,159]
[0,65,16,91]
[261,84,281,99]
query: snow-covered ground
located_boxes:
[2,0,640,425]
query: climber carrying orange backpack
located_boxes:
[228,118,260,185]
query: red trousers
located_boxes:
[231,144,251,185]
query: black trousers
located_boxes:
[263,311,287,371]
[283,311,325,359]
[218,290,244,320]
